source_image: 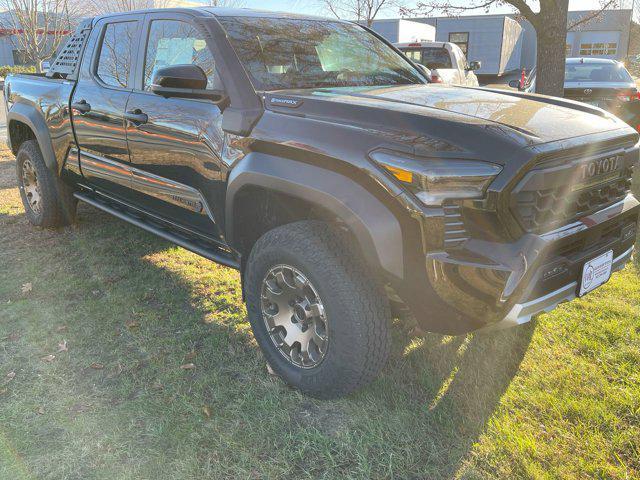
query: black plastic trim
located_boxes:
[226,152,404,279]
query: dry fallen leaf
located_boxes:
[41,354,56,363]
[266,363,277,376]
[21,282,32,294]
[35,406,45,415]
[90,363,104,370]
[125,319,140,329]
[184,351,197,361]
[2,332,20,342]
[6,371,15,380]
[57,340,68,352]
[56,325,67,332]
[202,405,212,419]
[0,388,7,395]
[180,363,196,370]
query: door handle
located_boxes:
[124,109,148,126]
[71,99,91,114]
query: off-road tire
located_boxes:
[16,140,76,227]
[245,220,391,399]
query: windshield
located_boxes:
[565,63,632,83]
[218,16,426,91]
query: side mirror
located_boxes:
[508,79,521,89]
[467,60,481,71]
[149,64,227,103]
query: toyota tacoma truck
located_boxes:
[5,8,639,398]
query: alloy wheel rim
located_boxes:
[260,265,329,368]
[21,159,42,214]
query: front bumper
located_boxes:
[419,194,639,332]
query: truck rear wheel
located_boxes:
[16,140,76,227]
[244,221,391,398]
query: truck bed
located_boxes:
[4,73,76,172]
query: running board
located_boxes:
[74,191,240,270]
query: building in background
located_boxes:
[0,0,201,67]
[370,19,434,44]
[373,9,633,78]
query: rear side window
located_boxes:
[420,47,452,69]
[403,50,422,62]
[96,21,137,88]
[144,20,216,89]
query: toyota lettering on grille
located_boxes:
[578,155,620,185]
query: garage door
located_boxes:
[576,31,621,59]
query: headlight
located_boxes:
[371,151,502,206]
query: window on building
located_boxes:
[144,19,217,89]
[565,44,572,56]
[96,21,137,88]
[448,32,469,55]
[12,50,29,65]
[579,42,618,56]
[580,43,593,55]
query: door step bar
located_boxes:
[74,191,240,270]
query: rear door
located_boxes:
[124,12,226,240]
[71,15,142,198]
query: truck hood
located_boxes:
[267,84,623,143]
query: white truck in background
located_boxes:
[396,41,481,86]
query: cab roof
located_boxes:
[91,7,345,24]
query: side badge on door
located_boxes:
[269,97,303,108]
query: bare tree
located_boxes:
[0,0,71,69]
[321,0,397,27]
[401,0,620,96]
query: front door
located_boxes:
[124,13,226,241]
[71,15,142,198]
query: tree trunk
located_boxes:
[533,3,569,97]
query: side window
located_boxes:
[96,21,137,88]
[144,20,216,89]
[402,50,422,62]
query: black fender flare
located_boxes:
[226,153,404,280]
[7,102,58,172]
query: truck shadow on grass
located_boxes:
[0,202,535,478]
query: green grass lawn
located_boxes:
[1,148,639,479]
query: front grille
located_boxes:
[512,143,637,233]
[516,171,632,232]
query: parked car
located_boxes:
[511,58,640,130]
[396,41,481,86]
[5,8,639,398]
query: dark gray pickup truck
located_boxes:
[5,7,639,398]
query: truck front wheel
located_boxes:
[16,140,76,227]
[244,221,391,398]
